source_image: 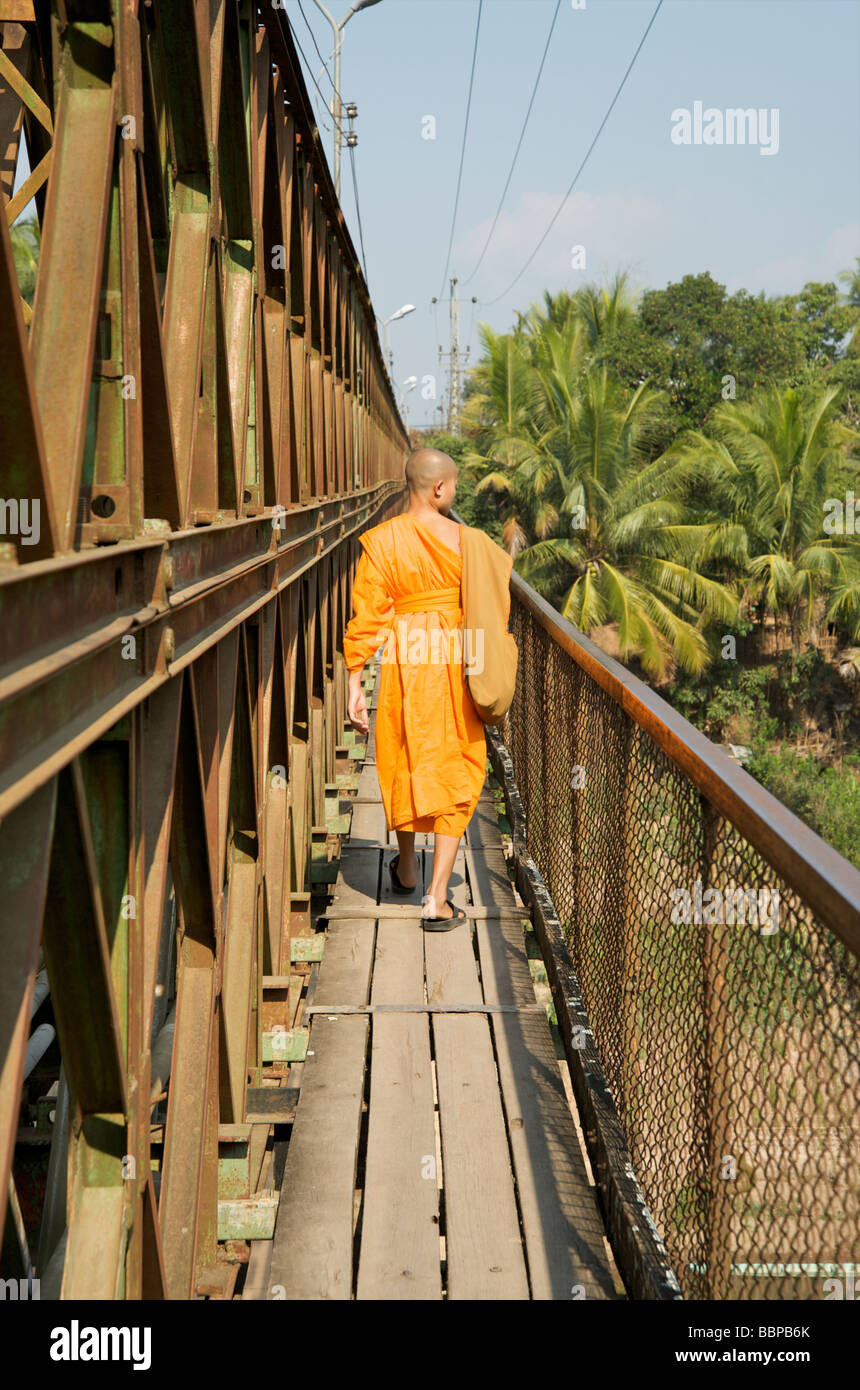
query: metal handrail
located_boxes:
[506,567,860,955]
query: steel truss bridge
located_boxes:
[0,1,857,1303]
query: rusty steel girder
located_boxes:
[0,2,407,1299]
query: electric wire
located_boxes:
[287,9,347,136]
[461,0,562,286]
[296,0,337,89]
[349,143,369,287]
[437,0,484,300]
[481,0,664,308]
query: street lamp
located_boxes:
[312,0,383,199]
[379,302,415,379]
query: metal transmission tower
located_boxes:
[431,277,477,436]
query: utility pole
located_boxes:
[312,0,382,200]
[431,278,477,437]
[449,277,460,433]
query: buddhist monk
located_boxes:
[342,448,487,929]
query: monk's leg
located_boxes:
[423,833,460,920]
[394,829,419,889]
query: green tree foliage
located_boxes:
[597,272,806,440]
[10,216,40,305]
[667,383,860,644]
[456,265,860,863]
[459,269,860,680]
[460,316,736,677]
[777,279,857,368]
[746,746,860,869]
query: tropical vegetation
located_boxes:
[428,263,860,863]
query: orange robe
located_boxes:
[342,512,487,837]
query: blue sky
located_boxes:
[292,0,860,428]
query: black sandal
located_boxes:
[389,853,417,895]
[421,899,467,932]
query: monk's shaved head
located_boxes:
[405,448,457,497]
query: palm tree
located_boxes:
[462,316,736,676]
[459,319,565,556]
[515,271,638,354]
[512,368,737,676]
[667,383,860,646]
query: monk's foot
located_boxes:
[423,893,452,919]
[394,851,419,890]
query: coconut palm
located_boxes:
[462,316,736,676]
[459,318,583,556]
[511,367,737,676]
[667,383,860,644]
[515,271,638,355]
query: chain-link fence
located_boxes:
[501,578,860,1301]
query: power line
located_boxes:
[437,0,484,301]
[482,0,664,308]
[349,144,369,287]
[296,0,337,91]
[462,0,562,287]
[289,9,365,293]
[286,9,347,136]
[294,2,342,136]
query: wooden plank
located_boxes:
[349,798,387,846]
[312,918,375,1008]
[248,1125,270,1195]
[466,844,515,911]
[323,904,528,920]
[240,1233,274,1301]
[330,844,379,907]
[269,885,376,1296]
[468,842,616,1300]
[290,937,324,962]
[245,1086,300,1124]
[488,1007,615,1300]
[379,845,426,905]
[464,792,500,848]
[307,1003,544,1015]
[268,1017,369,1298]
[425,872,530,1299]
[356,917,441,1300]
[356,761,381,802]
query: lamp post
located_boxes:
[379,302,415,382]
[312,0,382,199]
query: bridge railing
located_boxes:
[499,571,860,1301]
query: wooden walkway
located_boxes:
[267,666,618,1300]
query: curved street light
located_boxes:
[312,0,383,197]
